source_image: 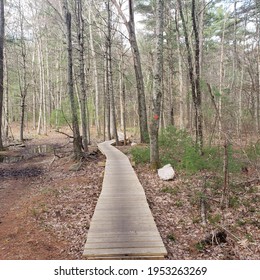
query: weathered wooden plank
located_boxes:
[85,241,165,249]
[83,247,167,257]
[86,230,162,236]
[85,236,163,243]
[83,140,167,260]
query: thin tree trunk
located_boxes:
[192,0,203,154]
[76,0,88,152]
[112,0,148,143]
[89,7,100,135]
[63,0,83,159]
[221,139,230,209]
[178,0,201,151]
[150,0,164,169]
[4,49,8,139]
[107,0,118,144]
[256,19,260,134]
[175,8,184,129]
[105,27,111,140]
[37,37,43,135]
[0,0,3,149]
[218,16,227,141]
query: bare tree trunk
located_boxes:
[107,0,118,144]
[4,49,8,139]
[175,8,184,129]
[178,0,203,152]
[88,7,100,135]
[112,0,148,143]
[105,22,111,141]
[0,0,3,149]
[36,37,43,135]
[63,0,83,159]
[218,16,227,141]
[150,0,164,169]
[256,18,260,134]
[221,139,230,209]
[119,54,124,131]
[76,0,88,152]
[192,0,203,154]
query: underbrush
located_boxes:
[131,126,258,175]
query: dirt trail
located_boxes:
[0,131,104,259]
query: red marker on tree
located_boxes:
[153,114,159,120]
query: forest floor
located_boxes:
[0,126,259,260]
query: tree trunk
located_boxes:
[218,16,227,141]
[4,48,8,139]
[20,96,26,142]
[150,0,164,169]
[192,0,203,154]
[112,0,148,143]
[107,0,118,144]
[175,8,184,129]
[256,17,260,134]
[18,2,28,143]
[63,0,83,160]
[0,0,3,149]
[105,30,111,140]
[89,8,100,136]
[76,0,88,152]
[178,0,203,153]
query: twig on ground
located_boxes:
[217,224,254,253]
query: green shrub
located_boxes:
[131,146,150,164]
[131,125,247,175]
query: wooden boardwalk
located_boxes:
[83,140,167,259]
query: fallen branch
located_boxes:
[217,224,254,253]
[55,130,73,139]
[233,178,260,187]
[49,156,56,168]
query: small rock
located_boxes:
[131,142,137,146]
[158,164,175,180]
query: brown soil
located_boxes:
[134,161,260,260]
[0,129,104,259]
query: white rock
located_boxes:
[158,164,175,180]
[131,142,137,146]
[117,132,125,141]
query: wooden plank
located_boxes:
[85,241,165,249]
[86,230,162,237]
[83,140,167,260]
[85,236,163,243]
[83,247,167,257]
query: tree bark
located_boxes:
[76,0,88,152]
[88,7,100,135]
[107,0,118,144]
[112,0,148,143]
[178,0,203,153]
[175,8,184,129]
[63,0,83,160]
[150,0,164,169]
[192,0,203,154]
[256,16,260,134]
[0,0,3,149]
